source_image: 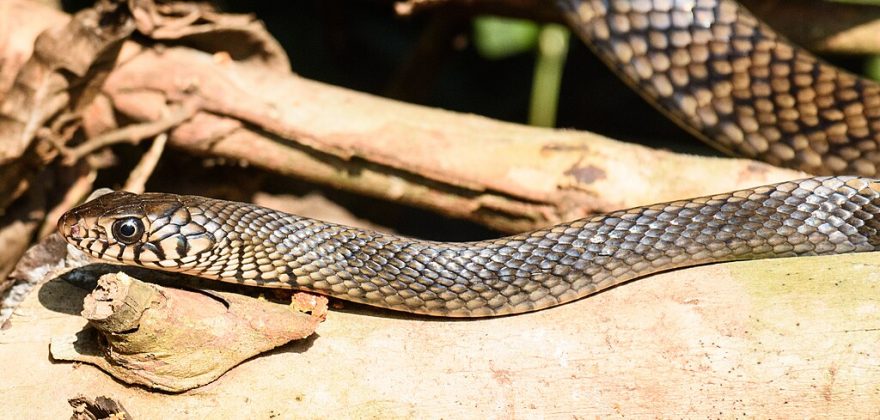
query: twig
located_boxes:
[123,132,168,193]
[63,102,196,165]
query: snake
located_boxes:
[57,1,880,316]
[58,176,880,317]
[557,0,880,176]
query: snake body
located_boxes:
[558,0,880,176]
[57,2,880,315]
[59,177,880,316]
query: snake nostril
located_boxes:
[58,213,84,239]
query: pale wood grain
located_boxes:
[2,252,878,418]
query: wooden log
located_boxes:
[97,46,804,233]
[2,251,878,417]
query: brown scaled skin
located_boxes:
[59,177,880,317]
[557,0,880,176]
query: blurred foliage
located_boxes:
[472,17,568,126]
[472,17,538,60]
[864,55,880,81]
[529,24,569,127]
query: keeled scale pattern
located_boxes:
[557,0,880,176]
[160,177,880,317]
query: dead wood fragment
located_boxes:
[50,271,328,392]
[69,395,133,420]
[7,233,69,289]
[69,396,132,420]
[1,231,92,324]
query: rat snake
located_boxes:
[559,0,880,176]
[59,1,880,316]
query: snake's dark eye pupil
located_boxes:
[112,218,144,244]
[119,223,136,237]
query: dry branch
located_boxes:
[2,0,806,238]
[94,45,804,232]
[122,133,168,193]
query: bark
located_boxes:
[68,395,132,420]
[50,271,327,392]
[95,46,802,232]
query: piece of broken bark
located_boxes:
[69,395,132,420]
[50,271,328,393]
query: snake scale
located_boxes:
[559,0,880,176]
[59,1,880,316]
[59,177,880,316]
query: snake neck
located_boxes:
[557,0,880,176]
[167,177,880,317]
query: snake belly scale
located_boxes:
[59,177,880,317]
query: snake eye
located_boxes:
[111,217,144,244]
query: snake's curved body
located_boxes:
[59,177,880,316]
[558,0,880,176]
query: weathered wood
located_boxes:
[98,46,804,233]
[2,252,878,417]
[50,271,327,392]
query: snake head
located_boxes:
[58,191,216,267]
